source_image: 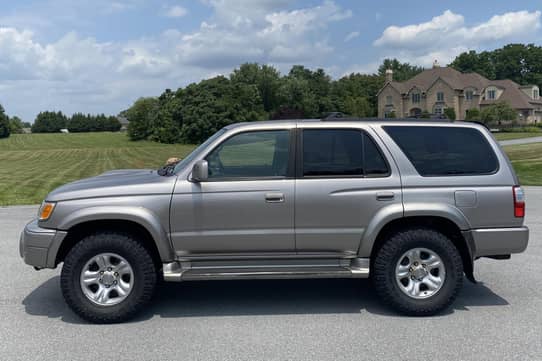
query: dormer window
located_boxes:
[465,90,474,100]
[487,89,496,100]
[534,88,540,100]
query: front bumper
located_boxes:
[465,226,529,258]
[19,219,67,269]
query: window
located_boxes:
[411,93,421,103]
[302,129,389,177]
[465,90,474,100]
[433,105,444,115]
[437,92,444,102]
[534,89,540,100]
[487,89,496,100]
[206,130,290,179]
[386,95,393,105]
[384,126,498,176]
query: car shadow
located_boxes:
[22,276,509,324]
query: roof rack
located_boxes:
[320,114,455,122]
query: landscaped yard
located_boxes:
[0,133,194,205]
[1,132,541,205]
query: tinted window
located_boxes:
[384,126,498,176]
[302,129,389,177]
[206,130,290,179]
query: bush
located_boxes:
[465,108,481,121]
[68,114,121,133]
[480,102,517,124]
[500,126,541,133]
[0,104,10,139]
[443,107,456,120]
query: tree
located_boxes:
[231,63,282,113]
[480,102,517,124]
[126,98,160,140]
[31,111,67,133]
[9,116,24,134]
[443,108,456,120]
[465,108,481,121]
[331,73,382,117]
[0,104,10,139]
[378,58,424,82]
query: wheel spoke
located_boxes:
[114,260,131,275]
[396,264,410,278]
[95,254,108,269]
[395,247,446,300]
[82,270,100,285]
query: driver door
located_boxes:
[170,129,295,256]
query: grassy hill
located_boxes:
[0,133,194,205]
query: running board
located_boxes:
[162,258,370,282]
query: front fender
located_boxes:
[56,206,175,262]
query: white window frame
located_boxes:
[437,92,444,102]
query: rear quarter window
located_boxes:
[383,126,498,176]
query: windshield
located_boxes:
[173,128,227,174]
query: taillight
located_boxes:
[513,186,525,218]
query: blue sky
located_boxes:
[0,0,541,121]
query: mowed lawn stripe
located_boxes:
[0,133,195,205]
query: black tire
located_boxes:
[61,232,157,323]
[372,228,463,316]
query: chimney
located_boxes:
[385,68,393,83]
[433,59,440,68]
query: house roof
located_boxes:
[383,67,542,110]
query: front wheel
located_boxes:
[61,232,157,323]
[372,228,463,316]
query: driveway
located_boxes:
[499,136,542,146]
[1,189,541,361]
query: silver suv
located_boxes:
[20,119,529,323]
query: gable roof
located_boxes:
[385,66,542,110]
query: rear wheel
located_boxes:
[372,228,463,316]
[61,232,157,323]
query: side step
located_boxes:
[162,258,370,282]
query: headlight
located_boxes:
[38,201,56,221]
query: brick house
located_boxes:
[377,62,542,123]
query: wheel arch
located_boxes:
[367,216,475,282]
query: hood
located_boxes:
[46,169,177,202]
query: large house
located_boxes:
[377,62,542,123]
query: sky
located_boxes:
[0,0,541,121]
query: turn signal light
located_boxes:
[38,202,56,221]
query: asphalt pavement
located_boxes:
[1,189,541,361]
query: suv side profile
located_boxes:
[20,119,529,323]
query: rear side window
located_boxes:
[383,126,498,176]
[302,129,389,177]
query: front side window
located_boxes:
[206,130,290,179]
[302,129,389,177]
[437,92,444,102]
[384,126,498,176]
[386,95,393,105]
[411,93,421,103]
[465,90,473,100]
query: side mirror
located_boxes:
[191,160,208,182]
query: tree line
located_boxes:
[31,111,121,133]
[126,59,423,144]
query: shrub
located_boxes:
[0,104,10,139]
[443,107,456,120]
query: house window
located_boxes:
[386,95,393,105]
[411,93,421,103]
[437,92,444,102]
[465,90,474,100]
[434,106,443,115]
[487,89,496,100]
[534,89,540,100]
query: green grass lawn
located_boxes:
[504,143,542,185]
[493,132,542,141]
[1,132,541,205]
[0,133,195,205]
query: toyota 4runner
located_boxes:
[20,119,529,323]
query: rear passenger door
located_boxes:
[295,127,402,255]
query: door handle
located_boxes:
[265,192,284,203]
[376,192,395,201]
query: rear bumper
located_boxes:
[19,219,67,269]
[465,226,529,258]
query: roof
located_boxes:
[383,67,542,110]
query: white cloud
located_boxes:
[374,10,541,66]
[0,1,354,120]
[164,5,187,18]
[344,31,360,42]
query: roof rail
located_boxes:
[320,116,455,122]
